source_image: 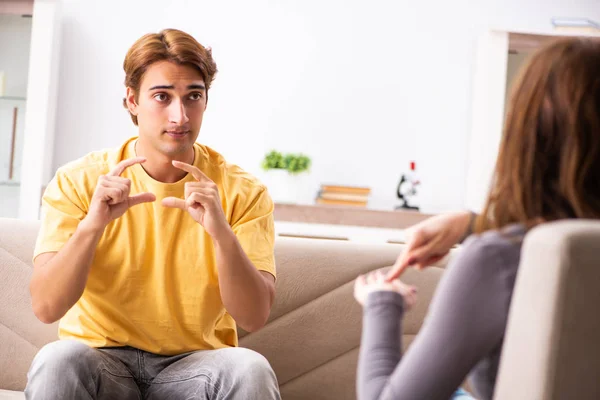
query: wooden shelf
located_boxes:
[0,96,26,101]
[0,181,20,186]
[0,1,33,15]
[274,203,433,229]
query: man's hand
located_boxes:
[81,157,156,232]
[162,160,230,238]
[354,269,417,309]
[385,211,474,281]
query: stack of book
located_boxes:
[315,184,371,207]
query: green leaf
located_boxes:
[262,150,311,174]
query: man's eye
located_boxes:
[154,93,168,102]
[189,92,203,101]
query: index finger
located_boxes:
[386,253,410,282]
[385,230,421,281]
[172,160,211,182]
[108,157,147,177]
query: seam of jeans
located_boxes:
[100,348,143,383]
[213,375,222,398]
[89,364,135,398]
[147,373,219,399]
[89,364,98,396]
[137,349,144,382]
[97,367,142,400]
[142,350,147,382]
[99,367,138,380]
[151,371,213,386]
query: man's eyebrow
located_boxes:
[148,84,206,91]
[149,85,174,90]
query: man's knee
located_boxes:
[27,341,140,400]
[226,347,275,379]
[30,340,97,374]
[223,348,280,398]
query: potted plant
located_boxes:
[260,150,312,203]
[261,151,311,174]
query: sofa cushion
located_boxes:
[0,389,25,399]
[0,218,451,398]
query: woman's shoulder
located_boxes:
[453,223,525,277]
[463,223,525,254]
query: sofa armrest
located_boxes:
[495,220,600,400]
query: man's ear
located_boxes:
[125,87,138,115]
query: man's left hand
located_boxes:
[162,160,230,238]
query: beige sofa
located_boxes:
[1,217,600,399]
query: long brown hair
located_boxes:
[122,29,218,125]
[476,37,600,233]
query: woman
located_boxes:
[355,37,600,400]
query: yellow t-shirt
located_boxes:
[34,136,276,355]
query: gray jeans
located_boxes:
[25,340,281,400]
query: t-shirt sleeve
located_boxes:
[33,170,89,261]
[230,186,276,278]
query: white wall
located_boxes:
[51,0,600,213]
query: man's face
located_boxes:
[127,60,207,157]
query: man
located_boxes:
[26,28,280,399]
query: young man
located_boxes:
[26,29,280,399]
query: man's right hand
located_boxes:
[81,157,156,232]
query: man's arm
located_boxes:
[213,229,275,332]
[30,158,155,324]
[162,160,276,332]
[30,223,103,323]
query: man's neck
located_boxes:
[134,140,195,183]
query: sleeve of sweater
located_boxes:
[357,235,514,400]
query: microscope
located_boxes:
[395,161,420,211]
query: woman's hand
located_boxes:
[386,211,474,281]
[354,270,417,309]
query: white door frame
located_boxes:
[464,29,600,213]
[18,0,62,220]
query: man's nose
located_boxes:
[168,99,190,125]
